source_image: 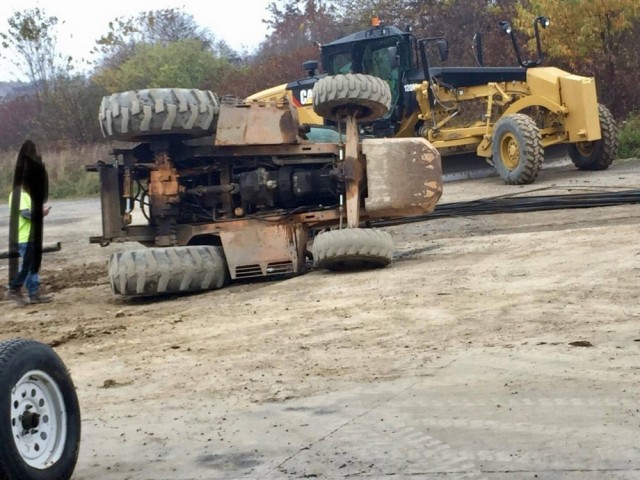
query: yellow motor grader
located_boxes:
[248,16,618,185]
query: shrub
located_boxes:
[618,114,640,159]
[0,143,109,201]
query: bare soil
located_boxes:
[1,158,640,478]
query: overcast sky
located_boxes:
[0,0,272,82]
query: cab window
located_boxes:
[330,52,352,75]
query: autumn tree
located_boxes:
[263,0,342,54]
[331,0,416,33]
[0,8,72,97]
[409,0,519,66]
[220,1,343,98]
[516,0,640,116]
[0,8,105,150]
[296,0,517,69]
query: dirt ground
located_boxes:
[1,157,640,479]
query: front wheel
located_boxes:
[568,104,619,171]
[0,339,81,480]
[491,114,543,185]
[312,228,394,271]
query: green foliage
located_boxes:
[618,114,640,159]
[47,168,100,199]
[93,40,231,92]
[0,166,99,200]
[93,8,217,72]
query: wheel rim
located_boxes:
[11,370,67,469]
[500,133,520,170]
[575,141,595,157]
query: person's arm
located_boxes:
[19,206,50,219]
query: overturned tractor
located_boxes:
[91,76,442,296]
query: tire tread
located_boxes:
[312,228,394,271]
[99,88,219,141]
[313,74,391,122]
[0,338,80,480]
[568,104,619,171]
[492,113,543,185]
[108,246,228,296]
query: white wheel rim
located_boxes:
[10,370,67,469]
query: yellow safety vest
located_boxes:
[8,188,32,243]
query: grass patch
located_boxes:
[0,144,110,201]
[619,114,640,159]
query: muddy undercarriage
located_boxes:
[91,82,442,295]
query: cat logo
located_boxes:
[299,88,314,105]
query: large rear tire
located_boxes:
[312,228,394,271]
[491,114,543,185]
[568,104,618,171]
[312,74,391,122]
[108,245,229,296]
[99,88,219,141]
[0,339,81,480]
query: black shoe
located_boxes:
[28,293,53,304]
[6,289,27,306]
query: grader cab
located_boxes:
[248,16,618,185]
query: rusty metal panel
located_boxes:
[176,209,341,245]
[218,222,308,280]
[215,103,300,146]
[362,137,443,219]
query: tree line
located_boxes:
[0,0,638,151]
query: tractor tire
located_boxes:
[312,228,394,271]
[491,113,543,185]
[567,104,619,171]
[0,338,81,480]
[108,245,229,296]
[99,88,219,142]
[312,74,391,122]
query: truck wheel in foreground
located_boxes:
[568,104,619,171]
[0,339,80,480]
[109,245,229,296]
[312,228,394,271]
[312,74,391,122]
[491,113,543,185]
[99,88,219,142]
